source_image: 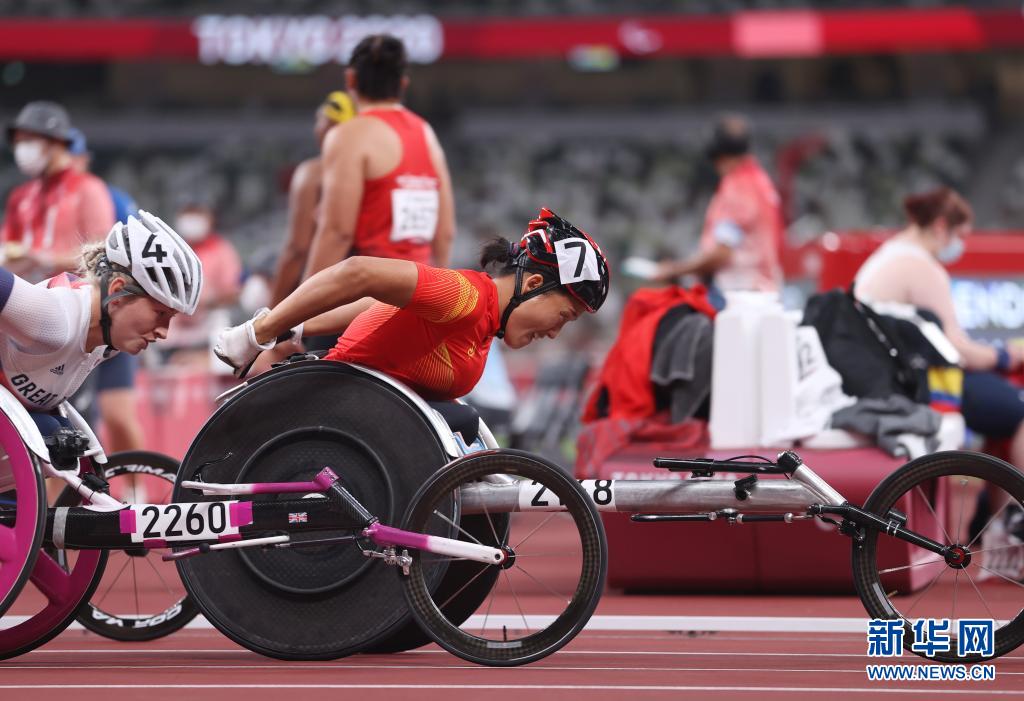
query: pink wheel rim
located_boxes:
[0,458,104,655]
[0,412,43,616]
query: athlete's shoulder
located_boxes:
[43,272,90,291]
[290,157,322,189]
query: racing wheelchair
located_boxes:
[2,356,1023,665]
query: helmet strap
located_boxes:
[496,263,560,339]
[98,260,143,358]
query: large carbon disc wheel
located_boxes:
[402,449,607,666]
[173,361,452,660]
[60,451,198,641]
[852,450,1024,663]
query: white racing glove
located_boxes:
[214,309,306,378]
[214,308,276,377]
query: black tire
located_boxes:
[58,451,198,642]
[852,450,1024,663]
[401,449,607,666]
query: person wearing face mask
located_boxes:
[1,101,115,281]
[160,201,242,366]
[854,186,1024,469]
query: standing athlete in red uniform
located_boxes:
[303,34,456,278]
[215,209,610,400]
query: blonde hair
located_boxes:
[76,240,136,287]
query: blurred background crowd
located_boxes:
[3,0,1024,459]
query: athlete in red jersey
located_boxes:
[215,209,611,401]
[303,34,455,278]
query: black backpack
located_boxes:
[801,288,948,404]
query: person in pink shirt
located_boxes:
[2,101,114,281]
[162,201,242,362]
[655,115,784,305]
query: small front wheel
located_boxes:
[401,449,607,666]
[852,450,1024,663]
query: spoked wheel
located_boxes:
[0,457,107,660]
[401,449,607,666]
[0,413,45,620]
[852,450,1024,663]
[58,451,198,641]
[365,514,508,654]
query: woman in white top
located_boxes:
[0,211,203,438]
[855,186,1024,468]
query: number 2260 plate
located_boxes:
[124,501,242,543]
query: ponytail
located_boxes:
[480,236,517,275]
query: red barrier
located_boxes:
[813,230,1024,292]
[134,369,236,460]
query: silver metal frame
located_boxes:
[459,461,849,515]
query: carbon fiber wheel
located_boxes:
[401,449,607,666]
[852,450,1024,663]
[58,451,198,641]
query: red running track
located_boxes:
[3,591,1021,701]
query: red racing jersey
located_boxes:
[325,264,500,401]
[352,108,440,265]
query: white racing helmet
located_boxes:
[97,210,203,355]
[104,210,203,315]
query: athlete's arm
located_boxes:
[0,269,73,351]
[654,242,733,281]
[271,158,321,305]
[425,125,455,267]
[906,260,1004,371]
[303,121,366,279]
[303,297,375,336]
[254,256,417,344]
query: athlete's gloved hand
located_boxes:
[213,308,276,378]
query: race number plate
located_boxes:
[390,188,439,243]
[127,501,240,543]
[517,480,616,511]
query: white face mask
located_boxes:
[13,140,49,177]
[239,275,271,314]
[175,213,211,242]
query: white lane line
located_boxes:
[0,685,1019,694]
[22,648,1024,661]
[2,663,1021,675]
[2,614,877,633]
